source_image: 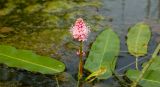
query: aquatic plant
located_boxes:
[126,23,160,87]
[129,44,160,87]
[127,22,151,70]
[70,18,90,42]
[70,18,90,86]
[70,21,159,87]
[0,45,65,74]
[0,19,159,87]
[84,29,120,79]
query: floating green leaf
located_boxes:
[127,22,151,57]
[126,56,160,87]
[127,69,160,87]
[84,29,120,79]
[0,45,65,74]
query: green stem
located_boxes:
[135,57,139,70]
[55,75,59,87]
[131,43,160,87]
[78,41,83,87]
[77,79,80,87]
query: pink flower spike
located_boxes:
[70,18,90,41]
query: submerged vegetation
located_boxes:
[0,0,104,55]
[0,0,103,32]
[0,0,159,87]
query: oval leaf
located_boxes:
[127,22,151,57]
[84,29,120,79]
[0,45,65,74]
[127,69,160,87]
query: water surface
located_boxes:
[0,0,160,87]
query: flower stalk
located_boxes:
[70,18,90,87]
[77,41,83,87]
[78,41,83,80]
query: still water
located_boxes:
[0,0,159,87]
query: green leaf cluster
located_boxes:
[126,23,160,87]
[127,56,160,87]
[84,22,159,87]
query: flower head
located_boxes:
[70,18,90,41]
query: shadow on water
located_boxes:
[0,0,160,87]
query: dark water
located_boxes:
[101,0,159,71]
[0,0,160,87]
[96,0,160,86]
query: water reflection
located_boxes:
[146,0,160,19]
[146,0,151,18]
[158,0,160,18]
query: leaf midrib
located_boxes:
[131,77,160,85]
[135,28,142,55]
[0,53,60,72]
[98,31,110,69]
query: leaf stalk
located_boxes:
[131,43,160,87]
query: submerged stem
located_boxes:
[131,43,160,87]
[135,57,139,70]
[55,75,59,87]
[77,79,80,87]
